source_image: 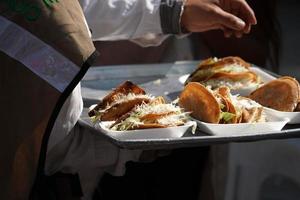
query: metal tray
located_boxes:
[80,61,300,150]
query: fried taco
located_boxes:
[185,56,261,89]
[179,82,264,124]
[249,76,300,112]
[89,81,153,121]
[110,96,189,131]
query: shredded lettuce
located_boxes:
[91,110,103,123]
[111,103,190,131]
[220,112,235,122]
[219,64,248,73]
[219,103,225,110]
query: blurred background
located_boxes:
[278,0,300,79]
[90,0,300,199]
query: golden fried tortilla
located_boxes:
[224,98,238,123]
[101,98,150,121]
[249,77,300,112]
[216,86,231,98]
[89,81,146,117]
[140,112,176,124]
[281,76,300,103]
[127,123,168,130]
[205,71,258,83]
[179,82,221,123]
[199,56,251,70]
[186,56,252,83]
[215,87,239,123]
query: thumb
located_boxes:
[215,7,246,31]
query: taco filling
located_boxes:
[111,99,189,131]
[185,56,262,89]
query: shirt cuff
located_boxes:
[160,0,186,34]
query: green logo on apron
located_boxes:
[43,0,59,8]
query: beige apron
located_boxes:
[0,0,97,199]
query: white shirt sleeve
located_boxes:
[79,0,164,41]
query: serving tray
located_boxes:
[79,61,300,150]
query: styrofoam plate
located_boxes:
[264,107,300,124]
[96,121,197,140]
[193,113,289,136]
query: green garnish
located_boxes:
[90,110,103,123]
[220,112,235,122]
[219,103,225,110]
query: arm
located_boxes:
[181,0,257,38]
[80,0,256,42]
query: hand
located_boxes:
[181,0,257,38]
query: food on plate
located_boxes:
[185,56,262,89]
[89,81,153,121]
[89,81,190,130]
[110,96,189,131]
[249,76,300,112]
[179,82,265,124]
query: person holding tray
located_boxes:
[1,0,256,199]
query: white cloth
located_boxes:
[47,84,83,151]
[80,0,169,47]
[46,1,169,199]
[80,0,163,41]
[47,123,142,200]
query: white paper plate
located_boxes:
[264,107,300,124]
[178,67,276,96]
[96,121,197,140]
[193,114,289,136]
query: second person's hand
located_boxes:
[181,0,257,38]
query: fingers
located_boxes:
[221,27,233,38]
[215,6,246,31]
[219,0,257,37]
[224,30,233,38]
[244,23,251,34]
[233,0,256,34]
[224,31,243,38]
[221,24,244,38]
[222,27,243,38]
[234,31,243,38]
[237,0,257,25]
